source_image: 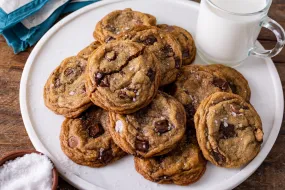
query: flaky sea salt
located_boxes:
[115,120,124,133]
[0,153,54,190]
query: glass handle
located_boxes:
[250,17,285,58]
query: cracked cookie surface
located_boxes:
[194,92,263,168]
[44,56,92,118]
[134,128,206,185]
[158,24,196,65]
[164,65,231,125]
[108,92,186,158]
[86,41,160,114]
[207,64,251,102]
[60,106,126,167]
[118,26,182,86]
[93,8,156,43]
[77,41,101,60]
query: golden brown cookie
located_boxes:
[85,40,160,114]
[118,26,182,86]
[93,8,156,43]
[44,56,92,118]
[77,41,101,60]
[134,128,206,185]
[207,64,251,101]
[108,92,186,158]
[194,92,263,168]
[60,106,126,167]
[164,65,231,125]
[158,24,196,65]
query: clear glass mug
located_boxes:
[195,0,285,67]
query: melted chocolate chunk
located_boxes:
[211,150,225,164]
[140,35,157,45]
[105,51,117,61]
[99,77,110,87]
[154,119,171,134]
[229,82,237,94]
[161,45,174,57]
[99,149,113,164]
[135,139,149,152]
[146,68,155,81]
[68,136,78,148]
[94,72,104,85]
[105,36,115,43]
[219,123,236,139]
[64,68,74,76]
[213,77,229,91]
[182,49,190,58]
[88,123,105,138]
[174,57,181,69]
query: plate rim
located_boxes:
[19,0,284,189]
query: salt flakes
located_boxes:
[0,153,53,190]
[231,112,237,117]
[115,120,124,133]
[69,91,75,96]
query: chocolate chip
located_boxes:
[135,139,149,152]
[68,136,78,148]
[154,120,171,134]
[99,148,113,164]
[182,49,190,58]
[105,51,117,61]
[99,77,110,87]
[105,36,115,43]
[213,77,229,91]
[105,24,116,32]
[141,35,157,45]
[146,68,155,81]
[161,45,174,57]
[184,104,196,118]
[229,82,237,94]
[243,105,249,110]
[219,123,236,139]
[174,57,181,69]
[118,91,130,99]
[64,68,74,76]
[54,78,60,88]
[95,72,104,84]
[211,150,225,164]
[88,123,104,138]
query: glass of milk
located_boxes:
[196,0,285,67]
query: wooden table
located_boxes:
[0,0,285,189]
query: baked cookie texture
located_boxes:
[60,106,126,167]
[118,26,182,86]
[108,92,186,158]
[93,8,156,43]
[158,24,196,65]
[77,41,101,60]
[134,128,206,185]
[194,92,263,168]
[86,40,160,114]
[164,65,231,125]
[207,64,251,102]
[44,56,92,118]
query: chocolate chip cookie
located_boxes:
[108,92,186,158]
[164,65,231,125]
[44,56,92,118]
[118,26,182,86]
[134,128,206,185]
[194,92,263,168]
[60,106,126,167]
[85,41,160,114]
[207,64,251,102]
[93,8,156,43]
[77,41,101,60]
[158,24,196,65]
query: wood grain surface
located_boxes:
[0,0,285,189]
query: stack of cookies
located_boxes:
[43,8,263,186]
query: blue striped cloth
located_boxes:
[0,0,100,53]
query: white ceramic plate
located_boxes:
[20,0,284,189]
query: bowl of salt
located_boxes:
[0,150,58,190]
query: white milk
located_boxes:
[196,0,268,64]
